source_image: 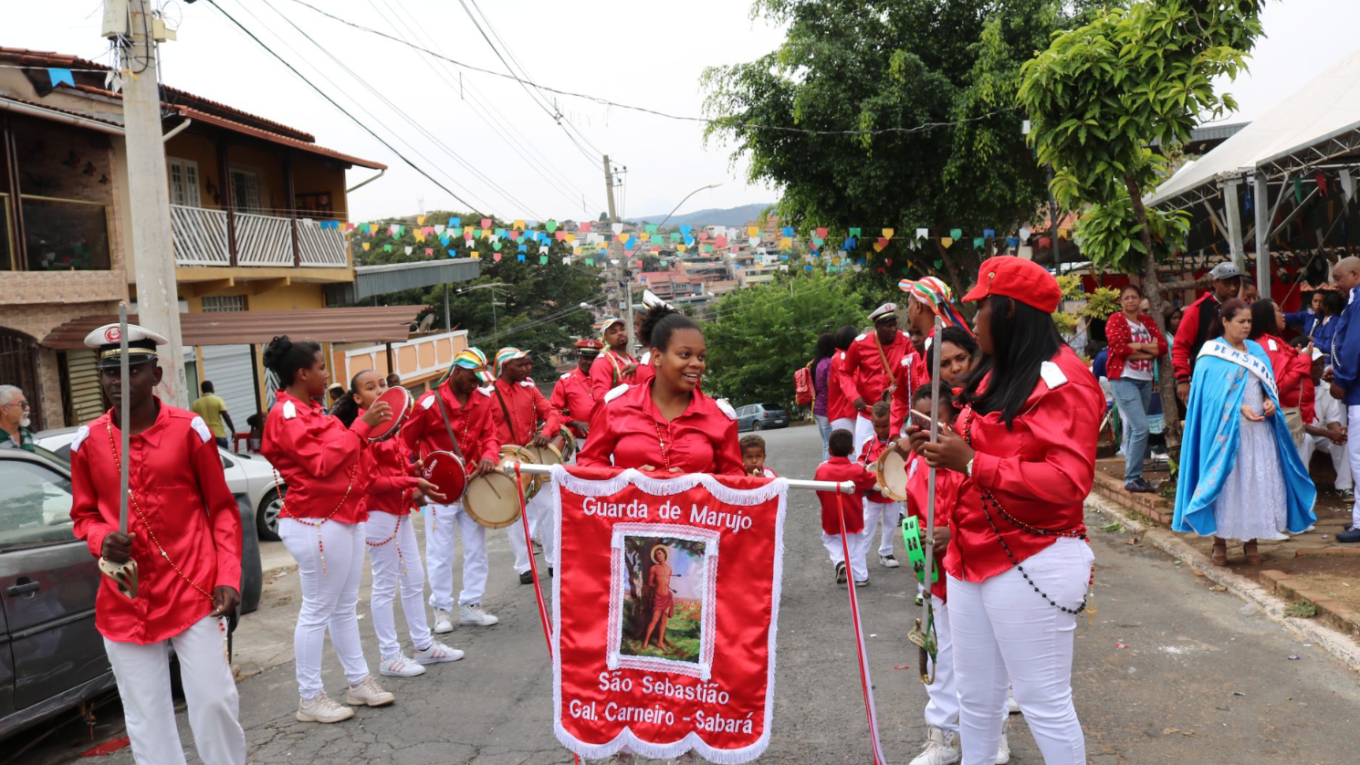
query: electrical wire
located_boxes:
[204,0,493,215]
[279,0,1016,138]
[250,0,542,218]
[365,0,603,214]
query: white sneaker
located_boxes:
[378,655,426,678]
[414,640,465,664]
[879,554,901,568]
[460,603,499,626]
[995,719,1012,764]
[1007,687,1020,714]
[345,676,396,707]
[433,609,454,634]
[908,726,960,765]
[854,578,870,587]
[296,691,354,724]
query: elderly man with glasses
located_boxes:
[0,385,35,452]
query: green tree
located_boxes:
[351,212,604,363]
[703,272,873,409]
[1018,0,1265,444]
[702,0,1107,298]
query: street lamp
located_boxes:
[655,182,722,230]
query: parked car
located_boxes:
[735,403,790,432]
[38,427,286,543]
[0,448,260,741]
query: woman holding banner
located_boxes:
[910,257,1103,765]
[579,308,743,476]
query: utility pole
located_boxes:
[115,0,188,406]
[602,154,634,350]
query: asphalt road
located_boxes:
[23,424,1360,764]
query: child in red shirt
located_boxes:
[858,400,903,572]
[740,433,777,478]
[815,428,879,585]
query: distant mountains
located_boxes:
[629,203,775,229]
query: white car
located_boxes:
[36,427,287,542]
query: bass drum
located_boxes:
[463,470,524,529]
[521,441,564,492]
[499,444,540,499]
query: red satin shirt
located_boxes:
[70,402,242,644]
[634,350,656,388]
[838,330,911,416]
[401,383,501,464]
[549,367,595,438]
[889,349,926,436]
[490,376,563,446]
[813,457,878,534]
[588,349,637,405]
[359,432,420,517]
[578,383,743,476]
[857,434,893,504]
[261,392,370,524]
[905,453,963,602]
[827,352,857,422]
[1258,334,1311,407]
[947,346,1102,583]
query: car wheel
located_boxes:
[752,421,762,431]
[257,488,284,542]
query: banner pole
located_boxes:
[501,462,855,493]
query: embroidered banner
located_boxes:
[550,466,788,763]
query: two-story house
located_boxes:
[1,48,475,430]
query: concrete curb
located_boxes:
[1085,493,1360,673]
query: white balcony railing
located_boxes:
[170,204,348,268]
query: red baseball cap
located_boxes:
[961,256,1063,313]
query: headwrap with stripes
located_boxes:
[436,347,493,386]
[899,276,972,335]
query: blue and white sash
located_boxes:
[1197,340,1277,399]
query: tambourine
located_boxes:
[901,515,939,585]
[421,450,468,504]
[875,448,909,502]
[367,386,412,442]
[464,469,523,529]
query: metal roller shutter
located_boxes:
[64,350,105,425]
[200,344,258,434]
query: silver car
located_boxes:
[0,448,261,741]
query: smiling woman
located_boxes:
[577,307,743,476]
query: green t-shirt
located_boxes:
[191,394,230,438]
[0,425,34,452]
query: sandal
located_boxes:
[1243,540,1263,565]
[1210,539,1228,566]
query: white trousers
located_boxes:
[829,417,856,441]
[507,486,557,574]
[923,595,960,735]
[365,511,432,660]
[948,538,1093,765]
[852,415,875,459]
[1299,431,1354,493]
[104,616,245,765]
[279,518,370,699]
[821,531,869,582]
[1348,404,1360,525]
[862,498,902,559]
[424,501,488,609]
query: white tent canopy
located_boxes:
[1149,43,1360,210]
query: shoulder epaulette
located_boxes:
[604,384,630,403]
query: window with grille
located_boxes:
[201,295,246,313]
[229,168,264,213]
[167,158,201,207]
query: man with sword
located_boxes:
[70,311,247,765]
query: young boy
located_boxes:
[902,387,1012,765]
[1300,348,1354,503]
[740,433,777,477]
[814,428,878,586]
[858,400,902,569]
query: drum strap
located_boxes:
[873,334,896,401]
[493,385,523,445]
[433,389,469,463]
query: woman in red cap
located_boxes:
[909,256,1103,765]
[579,307,743,476]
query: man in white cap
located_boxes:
[588,316,638,409]
[68,322,247,765]
[1172,261,1243,402]
[834,303,911,455]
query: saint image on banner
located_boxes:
[613,531,717,672]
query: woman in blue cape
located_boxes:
[1174,298,1316,566]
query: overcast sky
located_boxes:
[6,0,1355,223]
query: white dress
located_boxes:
[1213,374,1288,541]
